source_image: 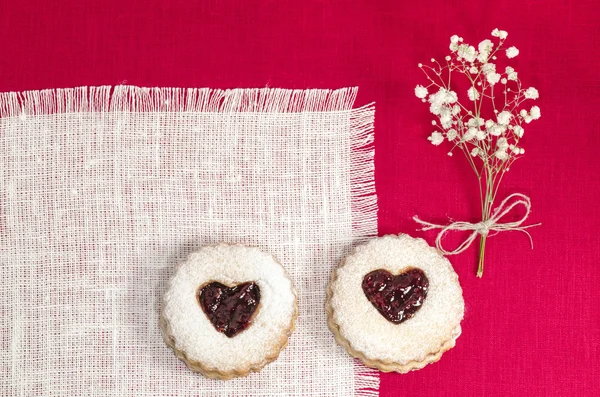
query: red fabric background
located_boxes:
[1,1,599,395]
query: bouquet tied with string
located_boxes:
[413,29,541,277]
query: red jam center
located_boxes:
[362,268,429,324]
[198,282,260,337]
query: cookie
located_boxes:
[326,234,464,373]
[161,244,298,379]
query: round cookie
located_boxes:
[161,244,297,379]
[326,234,464,373]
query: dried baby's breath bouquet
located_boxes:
[413,29,541,277]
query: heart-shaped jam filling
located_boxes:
[198,281,260,337]
[362,268,429,324]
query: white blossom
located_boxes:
[457,44,477,63]
[450,34,463,44]
[446,129,458,140]
[506,67,518,81]
[467,117,484,127]
[476,129,486,140]
[469,66,478,74]
[450,35,462,51]
[463,127,477,141]
[495,149,509,160]
[429,102,442,116]
[524,87,539,99]
[491,28,508,39]
[501,78,507,84]
[530,105,541,119]
[451,104,461,115]
[439,111,453,129]
[497,111,512,125]
[488,123,506,136]
[524,115,533,123]
[428,88,458,116]
[519,148,525,154]
[415,85,428,99]
[478,39,493,62]
[471,147,480,157]
[497,137,509,149]
[520,109,528,117]
[428,131,444,145]
[482,63,496,75]
[513,125,524,138]
[467,87,480,101]
[486,72,501,85]
[446,90,458,103]
[429,88,458,106]
[506,46,519,58]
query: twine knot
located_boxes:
[475,219,494,236]
[413,193,541,255]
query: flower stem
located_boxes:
[477,234,487,278]
[477,166,494,277]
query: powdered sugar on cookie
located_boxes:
[328,234,464,368]
[162,244,297,377]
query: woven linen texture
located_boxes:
[0,86,378,396]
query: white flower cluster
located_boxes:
[416,29,540,167]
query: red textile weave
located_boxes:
[1,1,598,395]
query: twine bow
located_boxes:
[413,193,541,255]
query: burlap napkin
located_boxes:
[0,86,378,396]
